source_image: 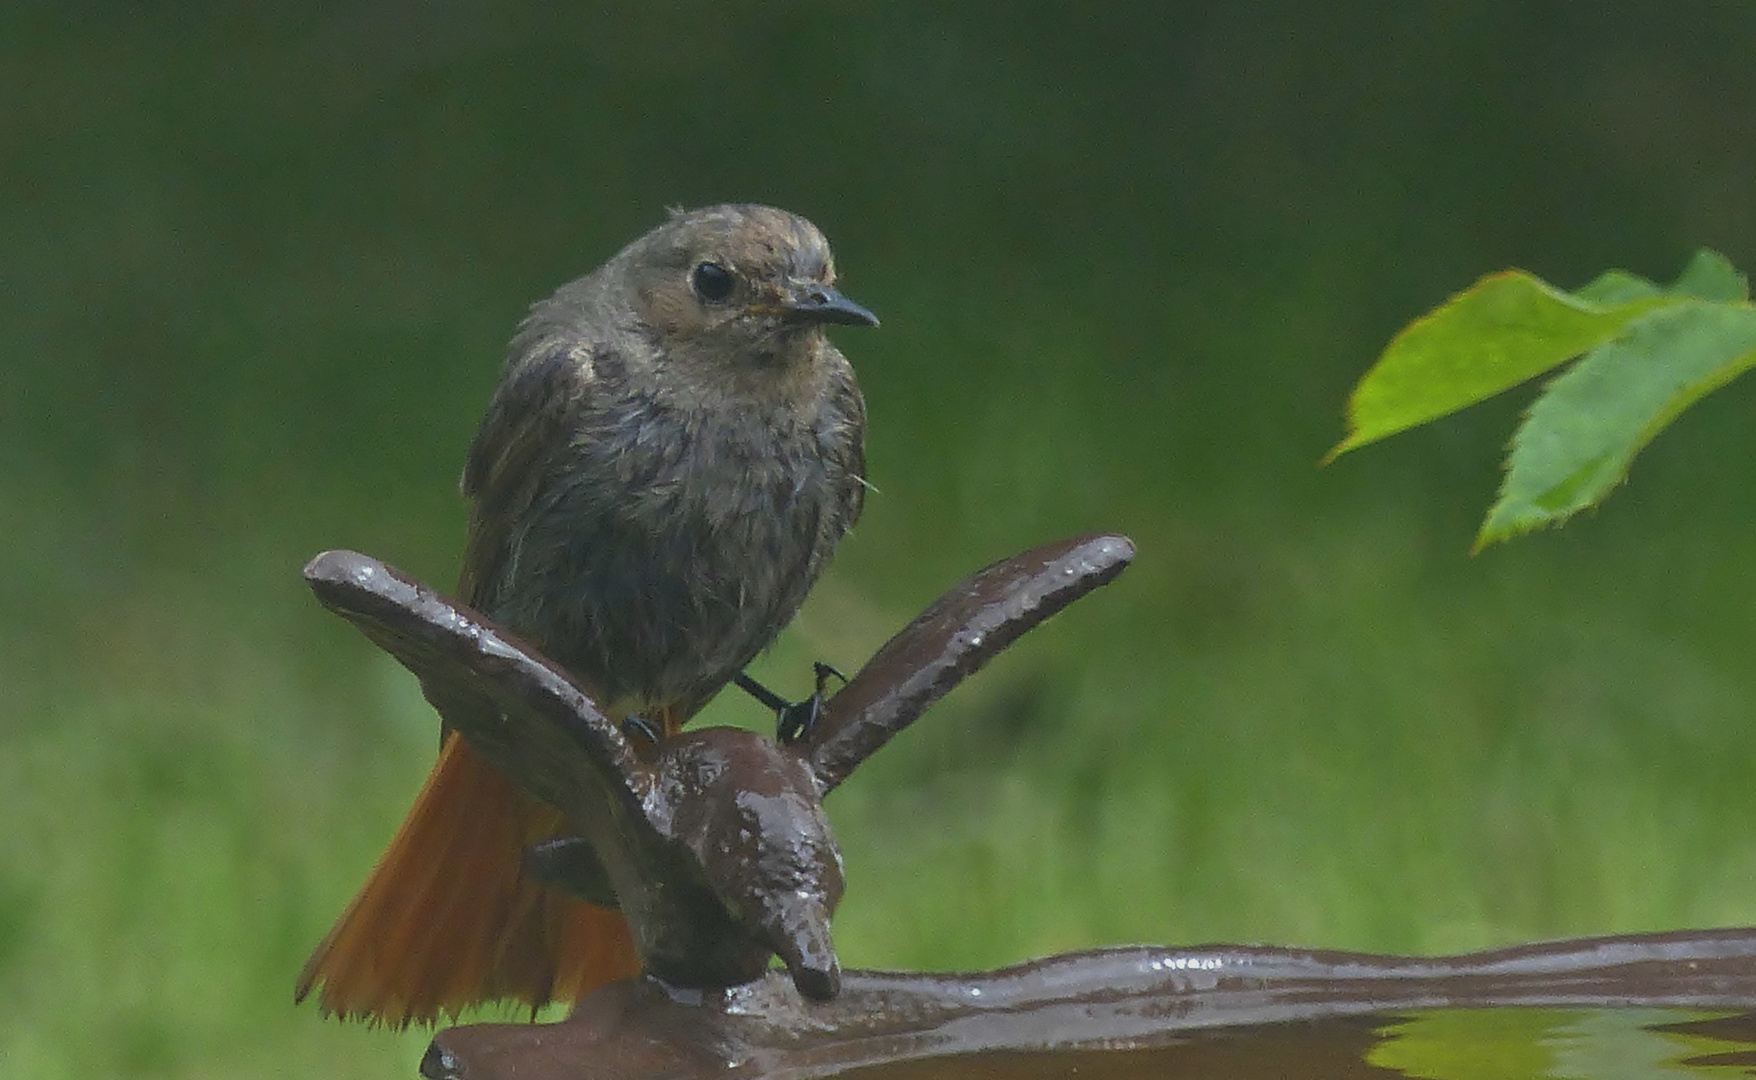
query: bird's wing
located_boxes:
[834,365,868,533]
[458,343,597,608]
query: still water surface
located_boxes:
[832,1009,1756,1080]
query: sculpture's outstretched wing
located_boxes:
[303,535,1135,1009]
[304,550,844,1001]
[806,533,1135,793]
[304,551,648,819]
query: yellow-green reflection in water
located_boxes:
[1368,1009,1756,1079]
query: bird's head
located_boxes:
[624,204,878,379]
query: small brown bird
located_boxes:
[297,204,876,1025]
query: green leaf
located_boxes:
[1669,248,1750,303]
[1476,302,1756,549]
[1328,271,1672,460]
[1572,269,1663,306]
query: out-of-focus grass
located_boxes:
[0,521,435,1075]
[827,504,1756,972]
[5,3,1756,1077]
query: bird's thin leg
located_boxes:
[734,672,790,714]
[737,664,846,745]
[622,714,663,748]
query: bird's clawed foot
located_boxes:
[779,661,846,744]
[735,662,847,745]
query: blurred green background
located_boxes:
[4,3,1756,1076]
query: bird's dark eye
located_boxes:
[691,261,735,303]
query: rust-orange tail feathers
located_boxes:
[296,732,640,1026]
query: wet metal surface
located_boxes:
[805,533,1136,794]
[306,553,839,997]
[302,535,1134,1003]
[423,930,1756,1080]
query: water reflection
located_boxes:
[822,1010,1756,1080]
[1370,1008,1756,1080]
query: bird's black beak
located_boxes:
[781,283,880,328]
